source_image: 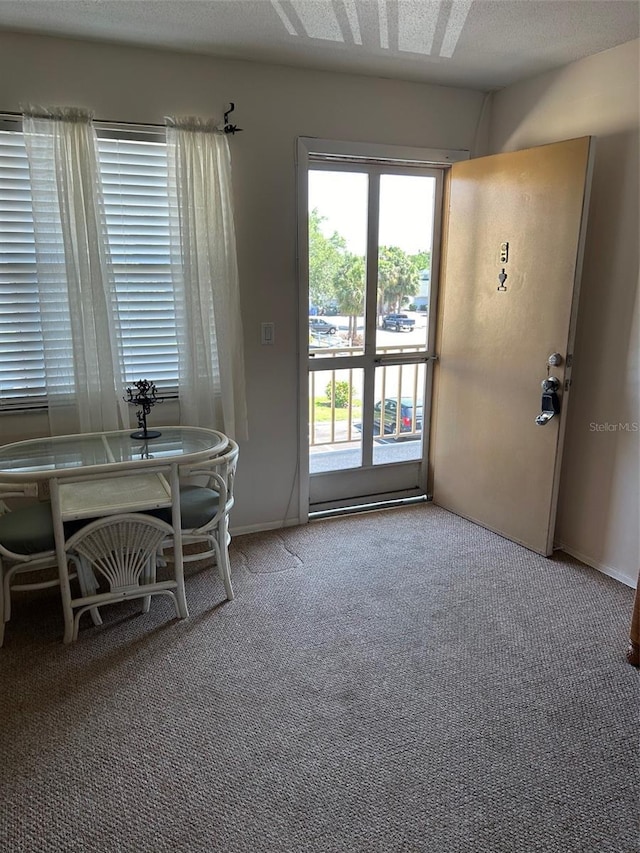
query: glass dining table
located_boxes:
[0,426,229,642]
[0,427,229,481]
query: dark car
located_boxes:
[382,313,415,332]
[373,398,423,436]
[309,317,337,335]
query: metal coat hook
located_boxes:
[223,102,243,135]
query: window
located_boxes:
[0,126,178,409]
[99,136,177,391]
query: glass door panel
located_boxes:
[376,174,436,354]
[309,367,363,474]
[308,170,368,358]
[372,363,425,466]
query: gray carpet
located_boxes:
[0,504,637,853]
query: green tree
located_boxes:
[377,246,420,316]
[326,379,351,408]
[334,253,365,343]
[308,208,346,310]
[409,250,431,275]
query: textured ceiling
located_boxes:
[0,0,637,90]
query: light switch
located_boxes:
[261,322,275,345]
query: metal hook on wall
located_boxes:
[223,102,243,135]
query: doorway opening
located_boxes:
[297,139,467,517]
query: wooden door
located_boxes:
[432,137,594,555]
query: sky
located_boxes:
[308,170,436,256]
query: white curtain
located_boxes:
[166,117,247,440]
[23,107,128,435]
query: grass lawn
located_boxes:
[312,398,362,422]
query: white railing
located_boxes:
[309,344,424,449]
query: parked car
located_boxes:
[309,317,337,335]
[382,313,415,332]
[373,398,423,436]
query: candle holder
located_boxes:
[137,440,154,460]
[124,379,163,440]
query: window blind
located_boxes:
[0,128,179,410]
[0,129,45,406]
[98,136,178,391]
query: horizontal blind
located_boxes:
[97,136,178,391]
[0,129,179,410]
[0,130,46,406]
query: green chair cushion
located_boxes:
[0,486,222,558]
[153,485,221,530]
[0,503,95,558]
[0,501,55,556]
[180,485,221,529]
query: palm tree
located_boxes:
[378,246,420,317]
[334,254,365,344]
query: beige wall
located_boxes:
[488,39,640,586]
[2,31,635,585]
[0,31,485,532]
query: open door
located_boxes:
[431,137,594,556]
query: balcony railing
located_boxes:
[309,344,424,449]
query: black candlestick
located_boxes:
[124,379,163,440]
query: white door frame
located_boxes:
[296,137,469,524]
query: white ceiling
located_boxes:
[0,0,637,91]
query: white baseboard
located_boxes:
[554,541,637,589]
[230,517,301,537]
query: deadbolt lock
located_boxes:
[536,376,561,426]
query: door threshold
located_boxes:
[310,494,431,521]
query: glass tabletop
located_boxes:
[0,426,229,479]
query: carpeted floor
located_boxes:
[0,504,637,853]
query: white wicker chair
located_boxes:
[164,440,239,601]
[0,484,101,646]
[64,512,179,642]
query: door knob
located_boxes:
[535,377,560,426]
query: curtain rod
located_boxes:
[0,103,243,134]
[1,111,162,130]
